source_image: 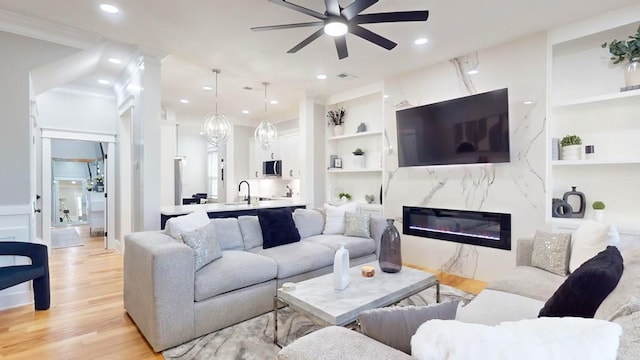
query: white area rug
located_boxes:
[51,227,83,249]
[163,285,475,360]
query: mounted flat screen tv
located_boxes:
[396,88,510,167]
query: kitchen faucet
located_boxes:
[238,180,251,205]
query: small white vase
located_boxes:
[561,145,582,160]
[333,125,344,136]
[625,58,640,87]
[594,209,605,222]
[333,244,350,291]
[353,154,365,168]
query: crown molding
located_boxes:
[0,9,101,49]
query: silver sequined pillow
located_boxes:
[531,230,571,276]
[344,212,371,238]
[182,222,223,271]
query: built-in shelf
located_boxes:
[327,168,383,173]
[553,88,640,108]
[327,131,382,141]
[550,217,640,235]
[551,159,640,166]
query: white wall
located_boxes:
[51,139,101,159]
[37,89,117,134]
[384,33,548,282]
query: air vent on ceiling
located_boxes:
[243,86,254,91]
[336,73,358,79]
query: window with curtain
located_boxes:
[207,151,219,199]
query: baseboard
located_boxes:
[0,288,33,311]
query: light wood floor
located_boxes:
[0,228,486,359]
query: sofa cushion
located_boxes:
[210,218,245,250]
[164,211,210,241]
[569,221,619,273]
[249,241,334,278]
[456,289,544,325]
[344,212,371,238]
[293,208,324,239]
[323,203,358,235]
[539,246,624,318]
[258,208,301,249]
[194,250,277,301]
[411,317,622,360]
[612,311,640,360]
[238,215,263,250]
[595,246,640,320]
[304,234,376,259]
[181,222,223,271]
[531,230,571,276]
[359,301,459,354]
[487,266,566,302]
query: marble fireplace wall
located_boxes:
[383,33,547,282]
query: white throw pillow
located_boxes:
[569,221,619,273]
[322,203,358,235]
[164,211,210,241]
[411,317,622,360]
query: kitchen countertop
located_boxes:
[161,199,306,216]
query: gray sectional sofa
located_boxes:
[278,236,640,359]
[123,208,386,352]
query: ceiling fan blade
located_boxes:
[251,21,324,31]
[287,28,325,53]
[325,0,340,16]
[268,0,327,20]
[355,11,429,24]
[350,25,397,50]
[342,0,379,20]
[334,36,349,59]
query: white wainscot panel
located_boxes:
[0,212,34,310]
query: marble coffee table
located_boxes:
[273,261,439,345]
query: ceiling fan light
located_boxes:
[324,21,348,37]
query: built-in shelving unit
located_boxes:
[546,10,640,229]
[324,82,384,215]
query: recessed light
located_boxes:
[414,38,428,45]
[317,74,327,80]
[100,3,120,14]
[270,100,278,105]
[242,110,250,114]
[199,132,204,135]
[180,99,189,104]
[523,100,534,105]
[108,57,122,64]
[202,86,213,91]
[71,181,77,184]
[383,94,389,99]
[467,69,479,75]
[98,79,110,85]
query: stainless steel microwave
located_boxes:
[263,160,282,176]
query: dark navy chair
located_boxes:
[0,242,50,310]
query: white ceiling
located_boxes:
[0,0,637,124]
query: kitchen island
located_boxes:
[160,199,307,229]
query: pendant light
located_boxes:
[254,82,278,151]
[203,69,230,147]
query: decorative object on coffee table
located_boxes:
[327,107,346,136]
[601,25,640,88]
[560,134,582,160]
[592,201,606,222]
[361,265,375,277]
[380,219,402,273]
[563,186,586,218]
[333,244,350,290]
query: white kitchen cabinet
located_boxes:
[279,135,300,179]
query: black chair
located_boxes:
[0,242,50,310]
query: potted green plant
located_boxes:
[327,107,346,136]
[601,25,640,87]
[592,201,605,222]
[560,134,582,160]
[338,192,351,202]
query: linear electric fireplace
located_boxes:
[403,206,511,250]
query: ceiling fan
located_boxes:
[251,0,429,59]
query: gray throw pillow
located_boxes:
[531,230,572,276]
[294,208,325,239]
[238,216,263,249]
[210,218,245,250]
[344,212,371,238]
[182,222,222,271]
[358,300,460,354]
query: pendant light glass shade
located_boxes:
[254,82,277,150]
[203,69,230,147]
